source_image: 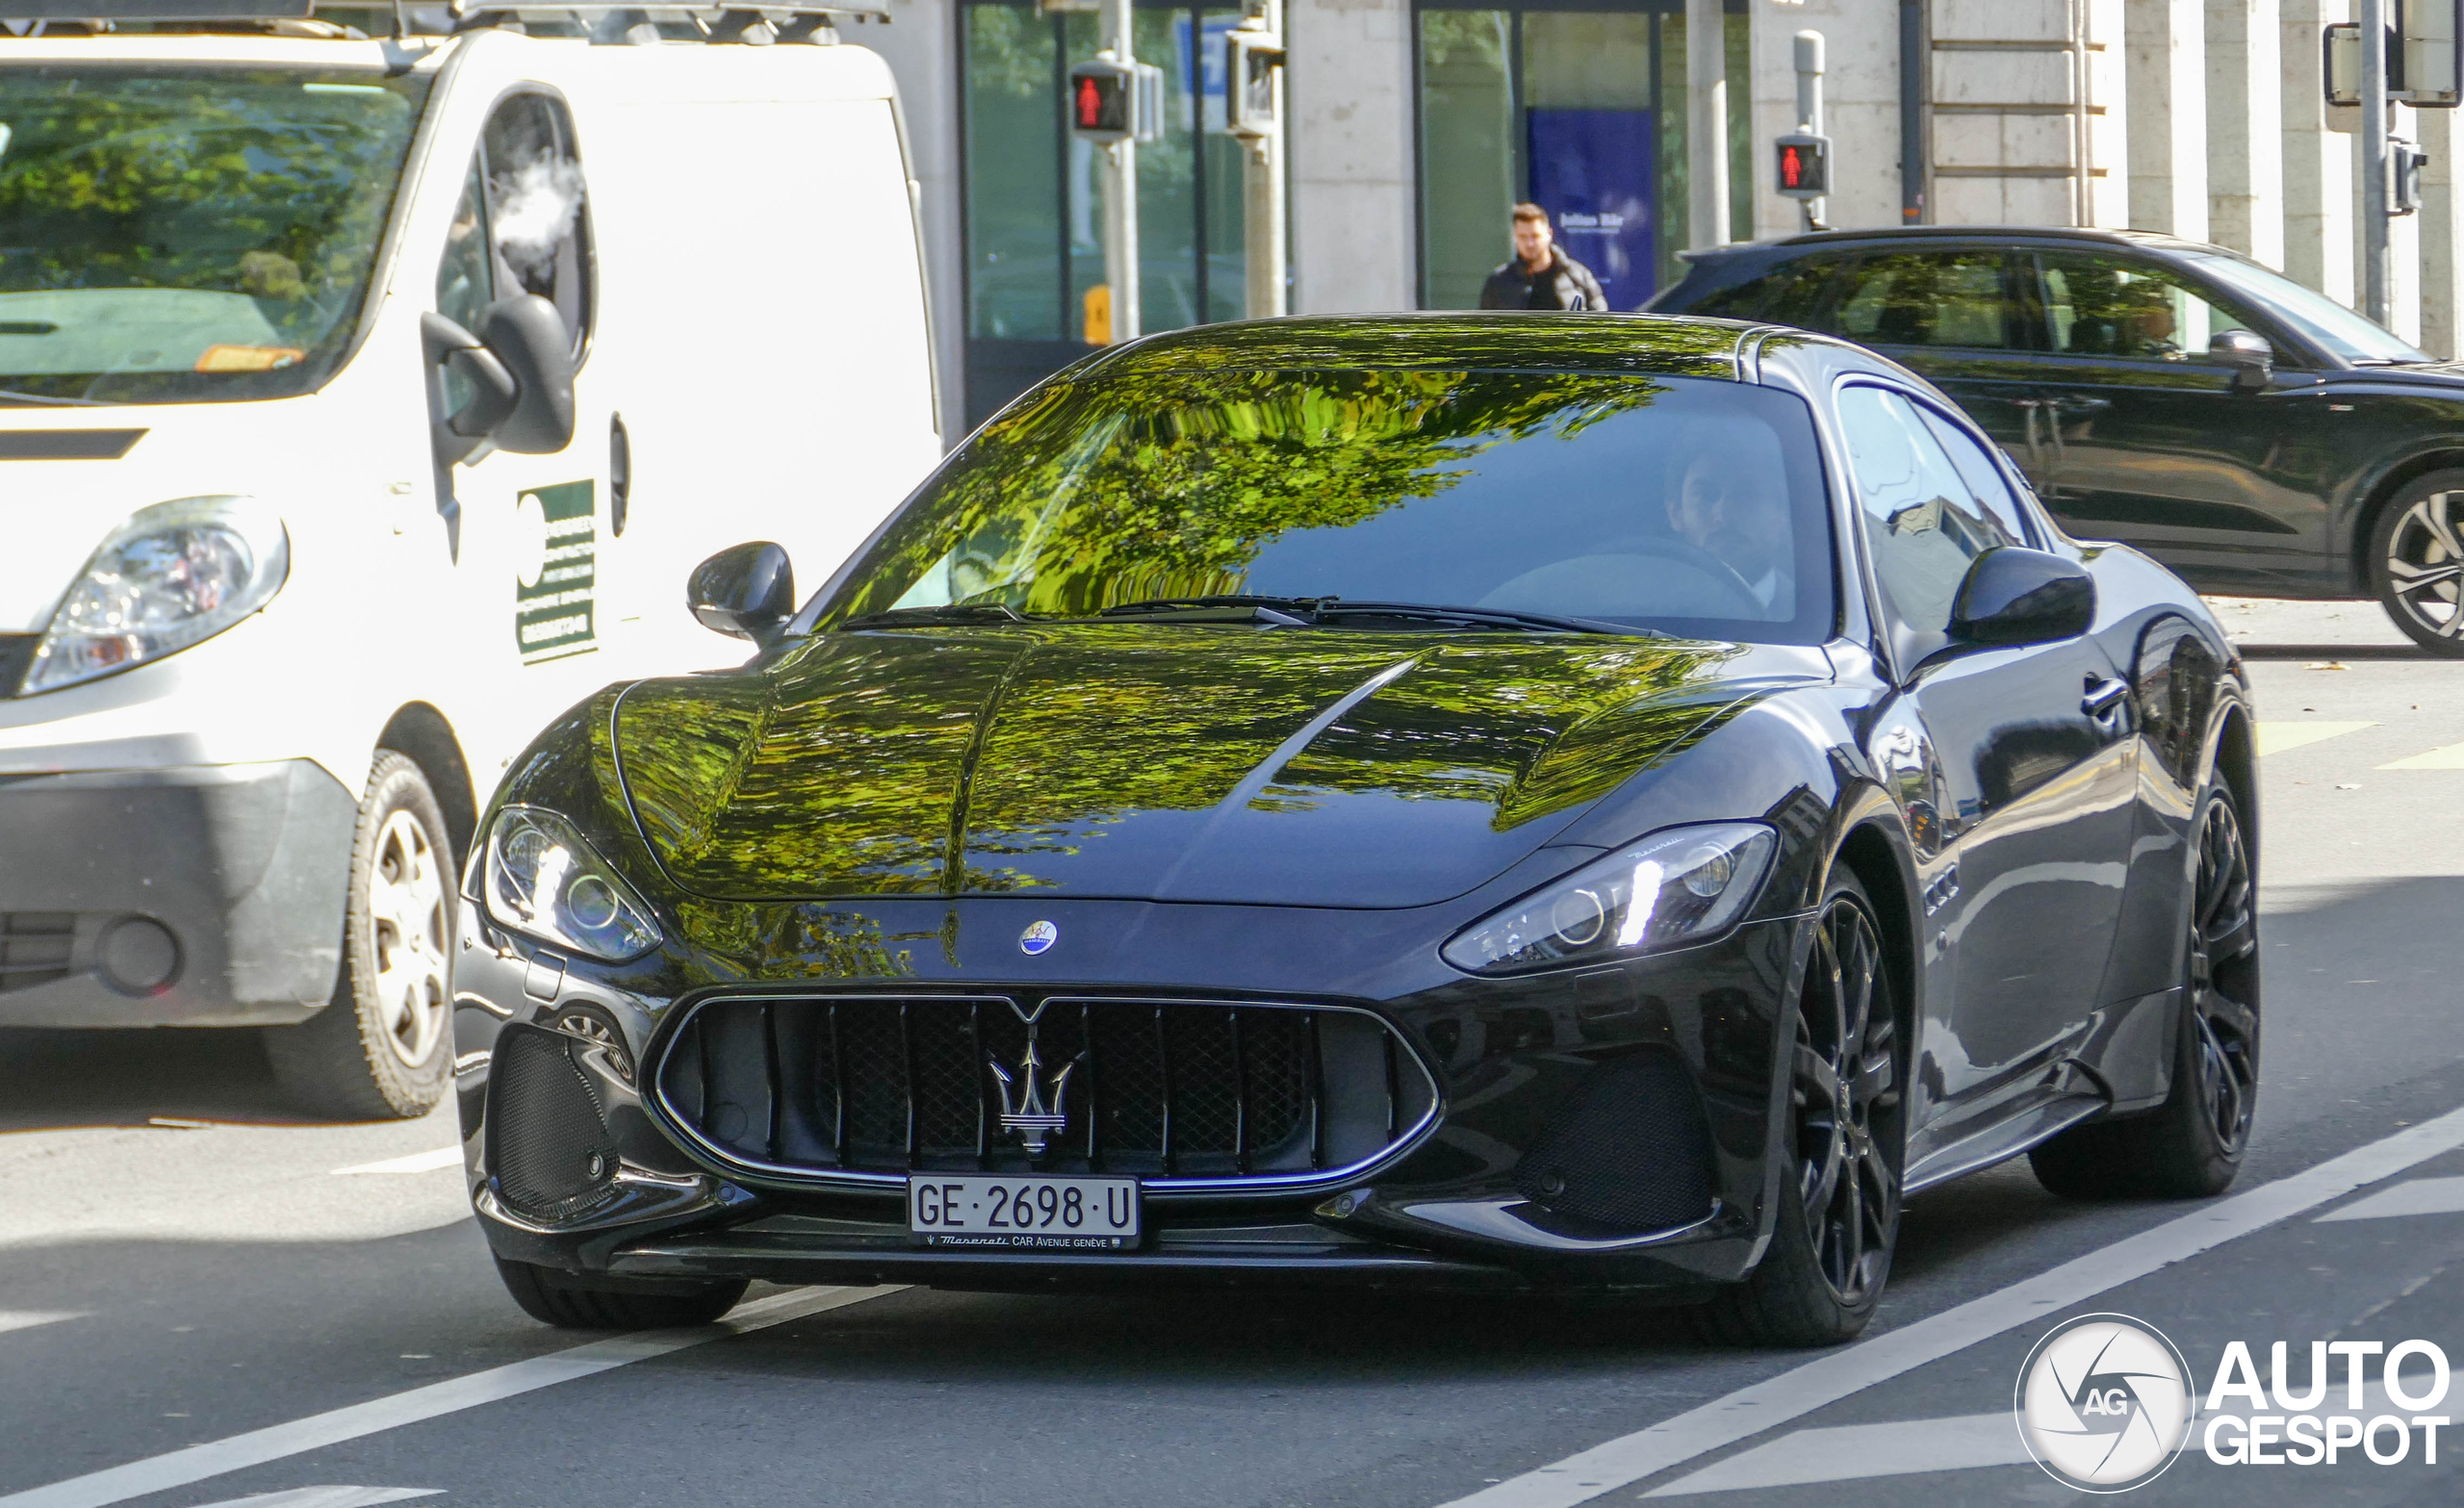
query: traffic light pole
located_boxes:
[1242,0,1287,319]
[1101,0,1141,343]
[1794,31,1826,232]
[2364,0,2392,324]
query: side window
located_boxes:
[1838,386,2020,649]
[432,91,593,353]
[2037,251,2253,362]
[1828,250,2013,349]
[1914,404,2033,544]
[1690,256,1841,327]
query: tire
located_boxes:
[2368,473,2464,656]
[1700,869,1905,1347]
[2031,781,2259,1200]
[264,752,456,1120]
[495,1258,749,1330]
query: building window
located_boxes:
[961,0,1250,427]
[1415,0,1749,311]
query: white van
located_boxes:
[0,5,940,1115]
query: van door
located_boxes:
[430,89,615,769]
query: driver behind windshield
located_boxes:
[1667,446,1795,619]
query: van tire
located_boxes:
[265,753,456,1120]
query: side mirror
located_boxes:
[1948,547,2095,649]
[419,295,577,467]
[2210,328,2273,393]
[689,542,796,645]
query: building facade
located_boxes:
[859,0,2460,432]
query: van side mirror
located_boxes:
[1948,548,2095,649]
[689,542,796,645]
[2210,329,2273,392]
[419,296,577,467]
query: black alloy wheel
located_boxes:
[1704,869,1903,1346]
[2371,475,2464,656]
[2032,780,2259,1200]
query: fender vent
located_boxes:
[488,1027,621,1223]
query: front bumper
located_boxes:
[459,897,1810,1294]
[0,759,355,1027]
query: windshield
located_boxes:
[821,369,1836,644]
[0,66,429,406]
[2180,250,2429,365]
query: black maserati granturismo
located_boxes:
[454,314,2260,1346]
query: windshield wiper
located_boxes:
[0,388,108,407]
[1098,595,1334,620]
[838,602,1041,629]
[1312,601,1653,636]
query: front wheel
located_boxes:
[1700,869,1904,1347]
[2369,474,2464,655]
[2032,781,2259,1199]
[264,751,455,1119]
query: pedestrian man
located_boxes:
[1479,203,1607,312]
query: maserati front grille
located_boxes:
[648,994,1440,1193]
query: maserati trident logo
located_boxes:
[1019,920,1058,956]
[988,1000,1079,1155]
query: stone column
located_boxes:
[1288,0,1417,313]
[2126,0,2209,238]
[2282,0,2356,303]
[2419,106,2464,356]
[1688,0,1732,247]
[2206,0,2285,265]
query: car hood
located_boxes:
[612,626,1814,907]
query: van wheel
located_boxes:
[265,752,455,1120]
[1700,869,1904,1347]
[495,1259,748,1330]
[2031,781,2259,1199]
[2369,474,2464,656]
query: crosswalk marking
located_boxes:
[2316,1173,2464,1221]
[2256,721,2376,755]
[1638,1414,2020,1496]
[0,1312,81,1338]
[330,1149,461,1176]
[2379,743,2464,770]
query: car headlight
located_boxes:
[21,496,290,695]
[1443,822,1778,975]
[480,806,663,961]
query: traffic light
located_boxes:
[2325,3,2463,108]
[1775,133,1831,198]
[2394,138,2432,215]
[1226,28,1283,141]
[1067,57,1165,145]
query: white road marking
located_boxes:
[0,1312,82,1338]
[2256,721,2376,756]
[329,1149,462,1176]
[186,1491,441,1508]
[2316,1173,2464,1221]
[2379,742,2464,770]
[0,1286,898,1508]
[1432,1103,2464,1508]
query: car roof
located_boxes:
[1689,224,2229,261]
[1083,313,1760,381]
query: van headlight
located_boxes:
[21,497,290,695]
[480,806,663,961]
[1442,823,1777,975]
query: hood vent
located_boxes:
[0,430,145,461]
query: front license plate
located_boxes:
[908,1174,1140,1250]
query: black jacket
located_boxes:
[1479,250,1608,312]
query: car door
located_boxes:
[429,89,617,775]
[2007,248,2331,594]
[1814,247,2053,493]
[1839,384,2138,1101]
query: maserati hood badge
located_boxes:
[1019,920,1058,956]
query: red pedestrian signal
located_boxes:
[1065,62,1135,142]
[1774,133,1831,198]
[1076,76,1102,130]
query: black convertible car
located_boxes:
[455,315,2260,1347]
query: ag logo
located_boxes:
[2015,1314,2195,1493]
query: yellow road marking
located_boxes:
[2379,743,2464,770]
[2256,721,2376,755]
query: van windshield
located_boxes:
[0,65,429,406]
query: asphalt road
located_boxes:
[4,597,2460,1508]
